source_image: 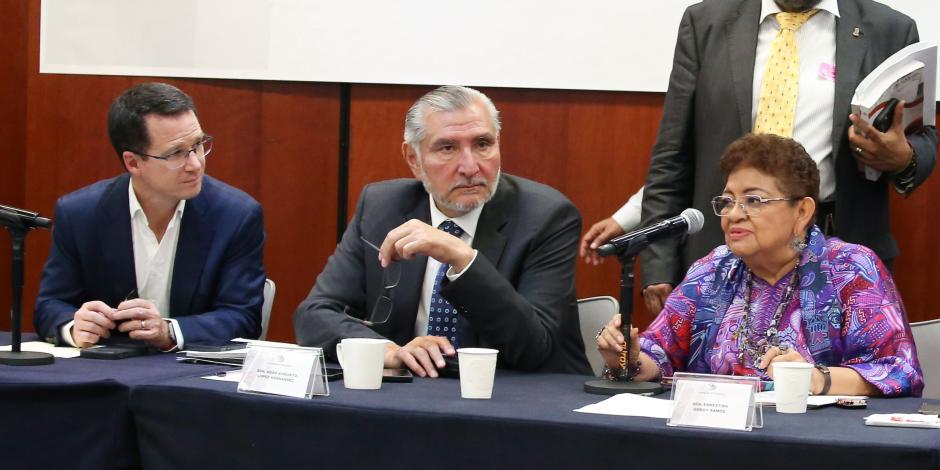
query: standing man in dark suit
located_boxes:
[294,85,591,377]
[34,82,266,350]
[615,0,935,313]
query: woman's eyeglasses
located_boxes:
[711,195,795,217]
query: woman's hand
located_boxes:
[595,314,640,369]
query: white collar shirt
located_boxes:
[753,0,840,201]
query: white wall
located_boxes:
[39,0,937,93]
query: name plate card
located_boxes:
[237,344,329,399]
[667,373,762,431]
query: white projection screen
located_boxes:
[39,0,939,93]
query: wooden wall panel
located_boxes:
[0,0,29,330]
[890,112,940,323]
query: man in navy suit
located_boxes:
[34,82,266,350]
[294,86,590,376]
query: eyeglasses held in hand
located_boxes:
[132,135,214,170]
[710,195,795,217]
[344,236,401,326]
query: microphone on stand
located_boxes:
[596,208,705,258]
[584,208,705,396]
[0,204,54,366]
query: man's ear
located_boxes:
[402,142,421,179]
[122,151,140,174]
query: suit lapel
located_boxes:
[473,175,511,273]
[98,174,137,302]
[170,180,212,317]
[727,0,761,134]
[832,0,868,160]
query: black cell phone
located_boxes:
[325,366,343,381]
[438,357,460,379]
[872,98,899,133]
[382,368,414,383]
[917,402,940,415]
[80,345,150,360]
[186,342,247,352]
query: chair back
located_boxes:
[578,296,619,376]
[261,278,276,340]
[911,318,940,399]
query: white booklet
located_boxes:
[850,42,937,181]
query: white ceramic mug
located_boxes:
[457,348,499,399]
[773,362,814,413]
[336,338,388,390]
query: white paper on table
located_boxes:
[864,413,940,429]
[574,393,675,419]
[202,370,243,382]
[755,391,867,408]
[0,341,81,358]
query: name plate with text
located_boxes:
[237,344,329,399]
[667,373,762,431]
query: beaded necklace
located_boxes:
[734,262,799,369]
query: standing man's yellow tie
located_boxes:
[753,9,819,137]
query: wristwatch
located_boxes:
[814,363,831,395]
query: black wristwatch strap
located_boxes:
[814,363,831,395]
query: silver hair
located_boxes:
[403,85,501,155]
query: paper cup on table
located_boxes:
[336,338,388,390]
[457,348,499,399]
[773,362,814,413]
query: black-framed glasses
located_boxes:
[711,195,795,217]
[133,135,214,170]
[345,236,401,326]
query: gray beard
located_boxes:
[419,167,501,216]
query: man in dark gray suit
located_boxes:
[294,86,591,377]
[636,0,936,313]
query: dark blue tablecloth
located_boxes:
[0,333,232,470]
[130,370,940,470]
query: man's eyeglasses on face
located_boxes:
[133,135,214,170]
[344,236,401,326]
[711,195,795,217]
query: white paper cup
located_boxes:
[773,362,814,413]
[336,338,388,390]
[457,348,499,399]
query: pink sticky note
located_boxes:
[818,63,836,82]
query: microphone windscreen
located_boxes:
[681,208,705,234]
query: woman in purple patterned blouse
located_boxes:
[596,134,923,397]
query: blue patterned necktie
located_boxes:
[427,220,465,347]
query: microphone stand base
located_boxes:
[0,350,55,366]
[584,378,663,396]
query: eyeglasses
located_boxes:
[711,195,795,217]
[133,135,214,170]
[344,236,401,326]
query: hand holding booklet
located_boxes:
[851,42,937,181]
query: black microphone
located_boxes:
[0,204,53,230]
[596,208,704,257]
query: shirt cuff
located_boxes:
[59,321,78,347]
[611,187,644,232]
[446,250,479,281]
[165,318,185,351]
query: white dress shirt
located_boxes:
[413,195,483,338]
[612,186,645,232]
[60,180,186,348]
[753,0,839,201]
